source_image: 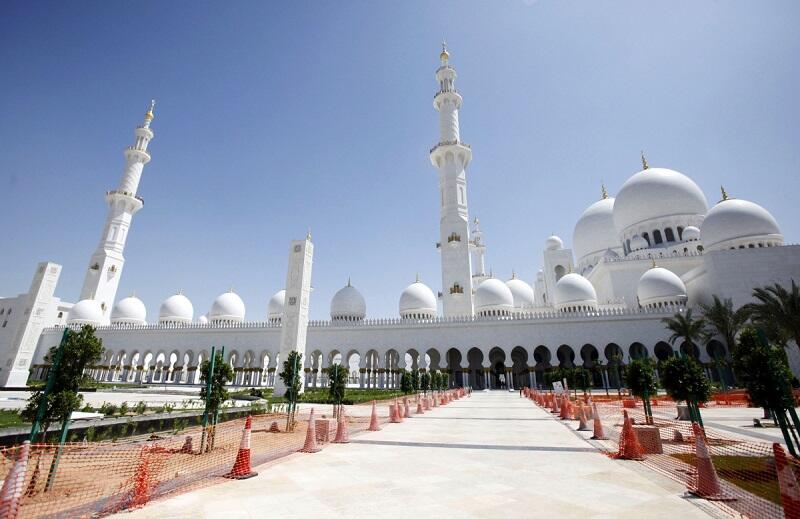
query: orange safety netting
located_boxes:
[0,393,454,519]
[527,390,799,519]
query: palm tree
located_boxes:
[662,309,709,358]
[748,280,800,353]
[699,295,751,352]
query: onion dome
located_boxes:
[198,314,208,324]
[637,265,687,308]
[68,299,104,325]
[267,289,285,323]
[629,234,649,252]
[554,273,598,312]
[682,226,701,241]
[475,277,514,317]
[506,273,535,310]
[613,167,707,238]
[545,235,564,251]
[209,290,246,323]
[700,190,783,251]
[399,277,437,319]
[573,196,621,268]
[330,279,366,322]
[159,292,194,324]
[111,296,146,325]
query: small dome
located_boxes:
[603,248,620,260]
[573,197,621,265]
[536,269,544,280]
[545,235,564,251]
[111,296,146,325]
[637,266,687,308]
[506,275,535,309]
[330,281,366,321]
[68,299,104,325]
[267,290,285,322]
[159,293,194,324]
[399,279,437,319]
[700,197,782,251]
[613,167,708,236]
[630,234,649,252]
[198,314,209,324]
[475,278,514,316]
[209,291,246,323]
[682,226,701,241]
[554,273,597,312]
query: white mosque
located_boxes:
[2,47,799,391]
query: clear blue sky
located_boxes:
[2,1,799,320]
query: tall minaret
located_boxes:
[470,217,488,287]
[79,101,155,320]
[430,44,474,317]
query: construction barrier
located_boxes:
[528,390,797,519]
[0,393,452,518]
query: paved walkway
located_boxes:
[123,392,720,518]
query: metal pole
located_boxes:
[30,328,70,443]
[45,416,70,491]
[200,346,215,454]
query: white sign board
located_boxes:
[552,381,564,394]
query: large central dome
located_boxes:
[613,167,707,237]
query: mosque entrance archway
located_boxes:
[488,347,506,389]
[446,348,462,387]
[511,346,528,389]
[467,347,485,389]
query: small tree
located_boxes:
[420,371,431,394]
[328,363,347,419]
[572,367,591,397]
[278,351,303,431]
[699,295,750,389]
[410,368,420,392]
[624,359,657,424]
[199,350,234,452]
[400,370,413,394]
[25,325,104,442]
[732,327,800,454]
[659,355,711,425]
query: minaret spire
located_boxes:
[430,45,474,317]
[79,102,156,321]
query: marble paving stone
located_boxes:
[121,392,720,518]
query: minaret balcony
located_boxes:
[124,146,151,163]
[429,140,472,169]
[106,190,144,211]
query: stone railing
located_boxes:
[44,304,685,335]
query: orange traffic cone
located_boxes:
[227,416,258,477]
[551,395,560,414]
[560,396,570,420]
[396,399,404,422]
[424,396,431,410]
[299,409,322,453]
[332,408,349,444]
[416,397,424,414]
[577,406,590,431]
[774,443,800,517]
[688,423,732,500]
[368,400,381,431]
[389,402,400,423]
[404,397,411,418]
[268,421,281,433]
[433,394,439,407]
[0,441,30,519]
[591,404,607,440]
[613,410,644,460]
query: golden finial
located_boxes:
[415,272,420,283]
[640,150,649,170]
[144,99,155,121]
[720,186,729,201]
[229,286,234,293]
[601,183,608,200]
[651,258,657,268]
[440,41,449,62]
[306,227,312,241]
[511,270,517,280]
[347,277,351,287]
[489,267,494,278]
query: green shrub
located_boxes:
[135,401,147,415]
[99,402,118,416]
[118,402,129,416]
